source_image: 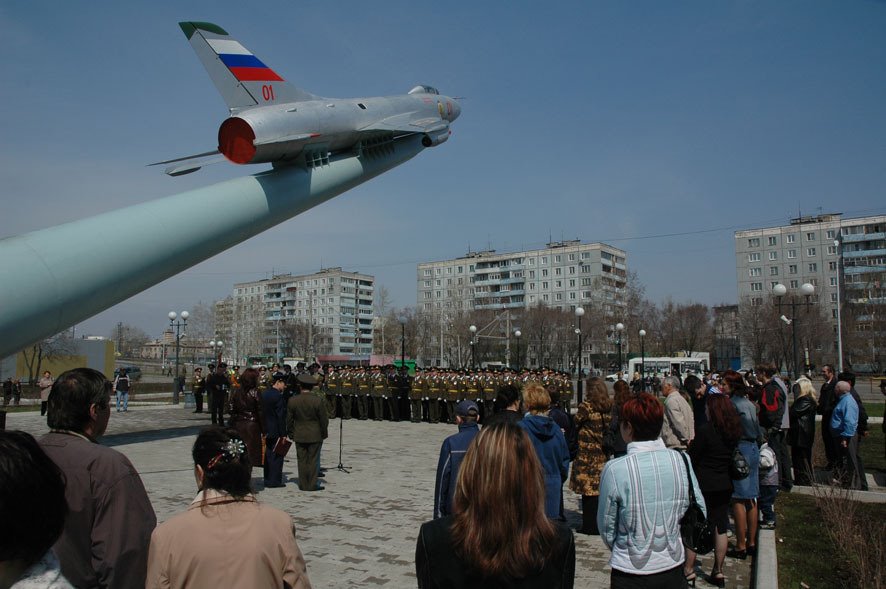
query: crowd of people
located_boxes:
[0,362,881,589]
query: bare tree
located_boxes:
[21,333,76,384]
[186,300,217,342]
[107,324,150,358]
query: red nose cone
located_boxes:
[218,117,256,164]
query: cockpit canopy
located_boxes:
[408,85,440,95]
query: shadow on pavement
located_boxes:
[103,425,206,447]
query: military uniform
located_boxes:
[324,367,339,419]
[340,368,354,420]
[409,370,424,423]
[444,372,460,424]
[481,371,497,422]
[384,368,400,422]
[356,369,370,420]
[428,371,443,424]
[370,368,386,421]
[191,369,205,413]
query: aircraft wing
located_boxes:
[360,113,449,136]
[148,150,227,177]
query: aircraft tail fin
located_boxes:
[179,22,320,112]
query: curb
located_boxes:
[755,529,778,589]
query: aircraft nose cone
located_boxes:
[450,100,461,122]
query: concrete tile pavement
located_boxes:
[8,406,752,588]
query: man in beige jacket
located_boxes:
[660,375,694,450]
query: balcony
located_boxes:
[841,231,886,243]
[842,247,886,259]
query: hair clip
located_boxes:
[224,439,246,458]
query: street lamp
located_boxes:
[834,239,844,373]
[615,322,625,375]
[575,307,585,405]
[469,324,477,369]
[773,282,815,379]
[168,311,189,404]
[639,329,646,384]
[514,330,522,370]
[209,339,223,364]
[400,317,407,370]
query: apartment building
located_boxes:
[417,240,628,314]
[215,268,374,364]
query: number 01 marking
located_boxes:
[262,85,275,101]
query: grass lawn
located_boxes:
[860,427,884,474]
[777,492,886,589]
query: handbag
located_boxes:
[273,436,293,457]
[677,451,715,555]
[730,446,750,480]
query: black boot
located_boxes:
[579,495,599,535]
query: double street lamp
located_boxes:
[773,282,815,379]
[168,311,189,404]
[514,330,521,370]
[639,329,646,381]
[209,339,224,364]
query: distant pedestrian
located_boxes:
[39,368,156,589]
[661,375,694,450]
[831,380,861,489]
[416,422,576,588]
[113,368,131,412]
[227,367,265,469]
[38,370,54,416]
[433,400,481,519]
[191,367,205,414]
[205,363,231,426]
[262,373,289,488]
[817,364,839,469]
[145,428,312,589]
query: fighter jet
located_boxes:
[152,21,461,176]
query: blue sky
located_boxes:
[2,1,884,338]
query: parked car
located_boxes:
[113,366,142,381]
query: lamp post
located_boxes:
[168,311,189,404]
[469,324,477,369]
[209,339,223,364]
[400,317,407,370]
[575,307,585,405]
[639,329,646,384]
[834,239,844,373]
[615,322,624,375]
[773,282,815,379]
[514,330,521,370]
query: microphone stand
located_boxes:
[336,401,350,474]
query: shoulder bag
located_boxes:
[677,451,715,555]
[730,446,750,480]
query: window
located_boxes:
[748,238,761,247]
[542,282,549,289]
[542,294,549,302]
[826,230,836,239]
[770,267,779,276]
[770,282,780,290]
[786,234,796,243]
[569,266,576,274]
[829,277,838,286]
[555,267,562,276]
[752,297,763,306]
[555,280,562,288]
[829,261,837,271]
[749,268,762,277]
[807,247,816,256]
[827,245,837,255]
[528,259,534,266]
[750,283,763,292]
[435,279,441,286]
[789,264,797,274]
[748,253,761,262]
[768,236,777,246]
[790,280,799,288]
[541,257,548,265]
[806,232,816,241]
[769,251,778,261]
[569,279,576,287]
[808,263,818,272]
[528,283,535,290]
[458,266,463,274]
[435,268,441,275]
[542,269,549,277]
[446,267,452,274]
[568,253,576,261]
[570,292,576,300]
[555,293,563,301]
[529,270,535,278]
[554,255,561,263]
[832,309,838,319]
[787,250,797,259]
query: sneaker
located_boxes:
[760,521,776,530]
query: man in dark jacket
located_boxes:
[286,377,329,491]
[433,400,481,519]
[262,373,288,487]
[818,364,839,468]
[204,363,231,426]
[757,363,791,490]
[39,368,156,589]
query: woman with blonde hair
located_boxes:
[415,422,575,588]
[519,382,571,519]
[569,376,612,535]
[789,377,818,485]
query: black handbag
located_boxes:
[730,446,750,480]
[677,451,715,555]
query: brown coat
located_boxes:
[568,401,610,496]
[146,491,312,589]
[228,387,265,467]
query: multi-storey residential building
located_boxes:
[735,213,886,369]
[216,268,374,364]
[417,240,627,314]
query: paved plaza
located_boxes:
[8,405,753,588]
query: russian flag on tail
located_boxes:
[207,38,283,82]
